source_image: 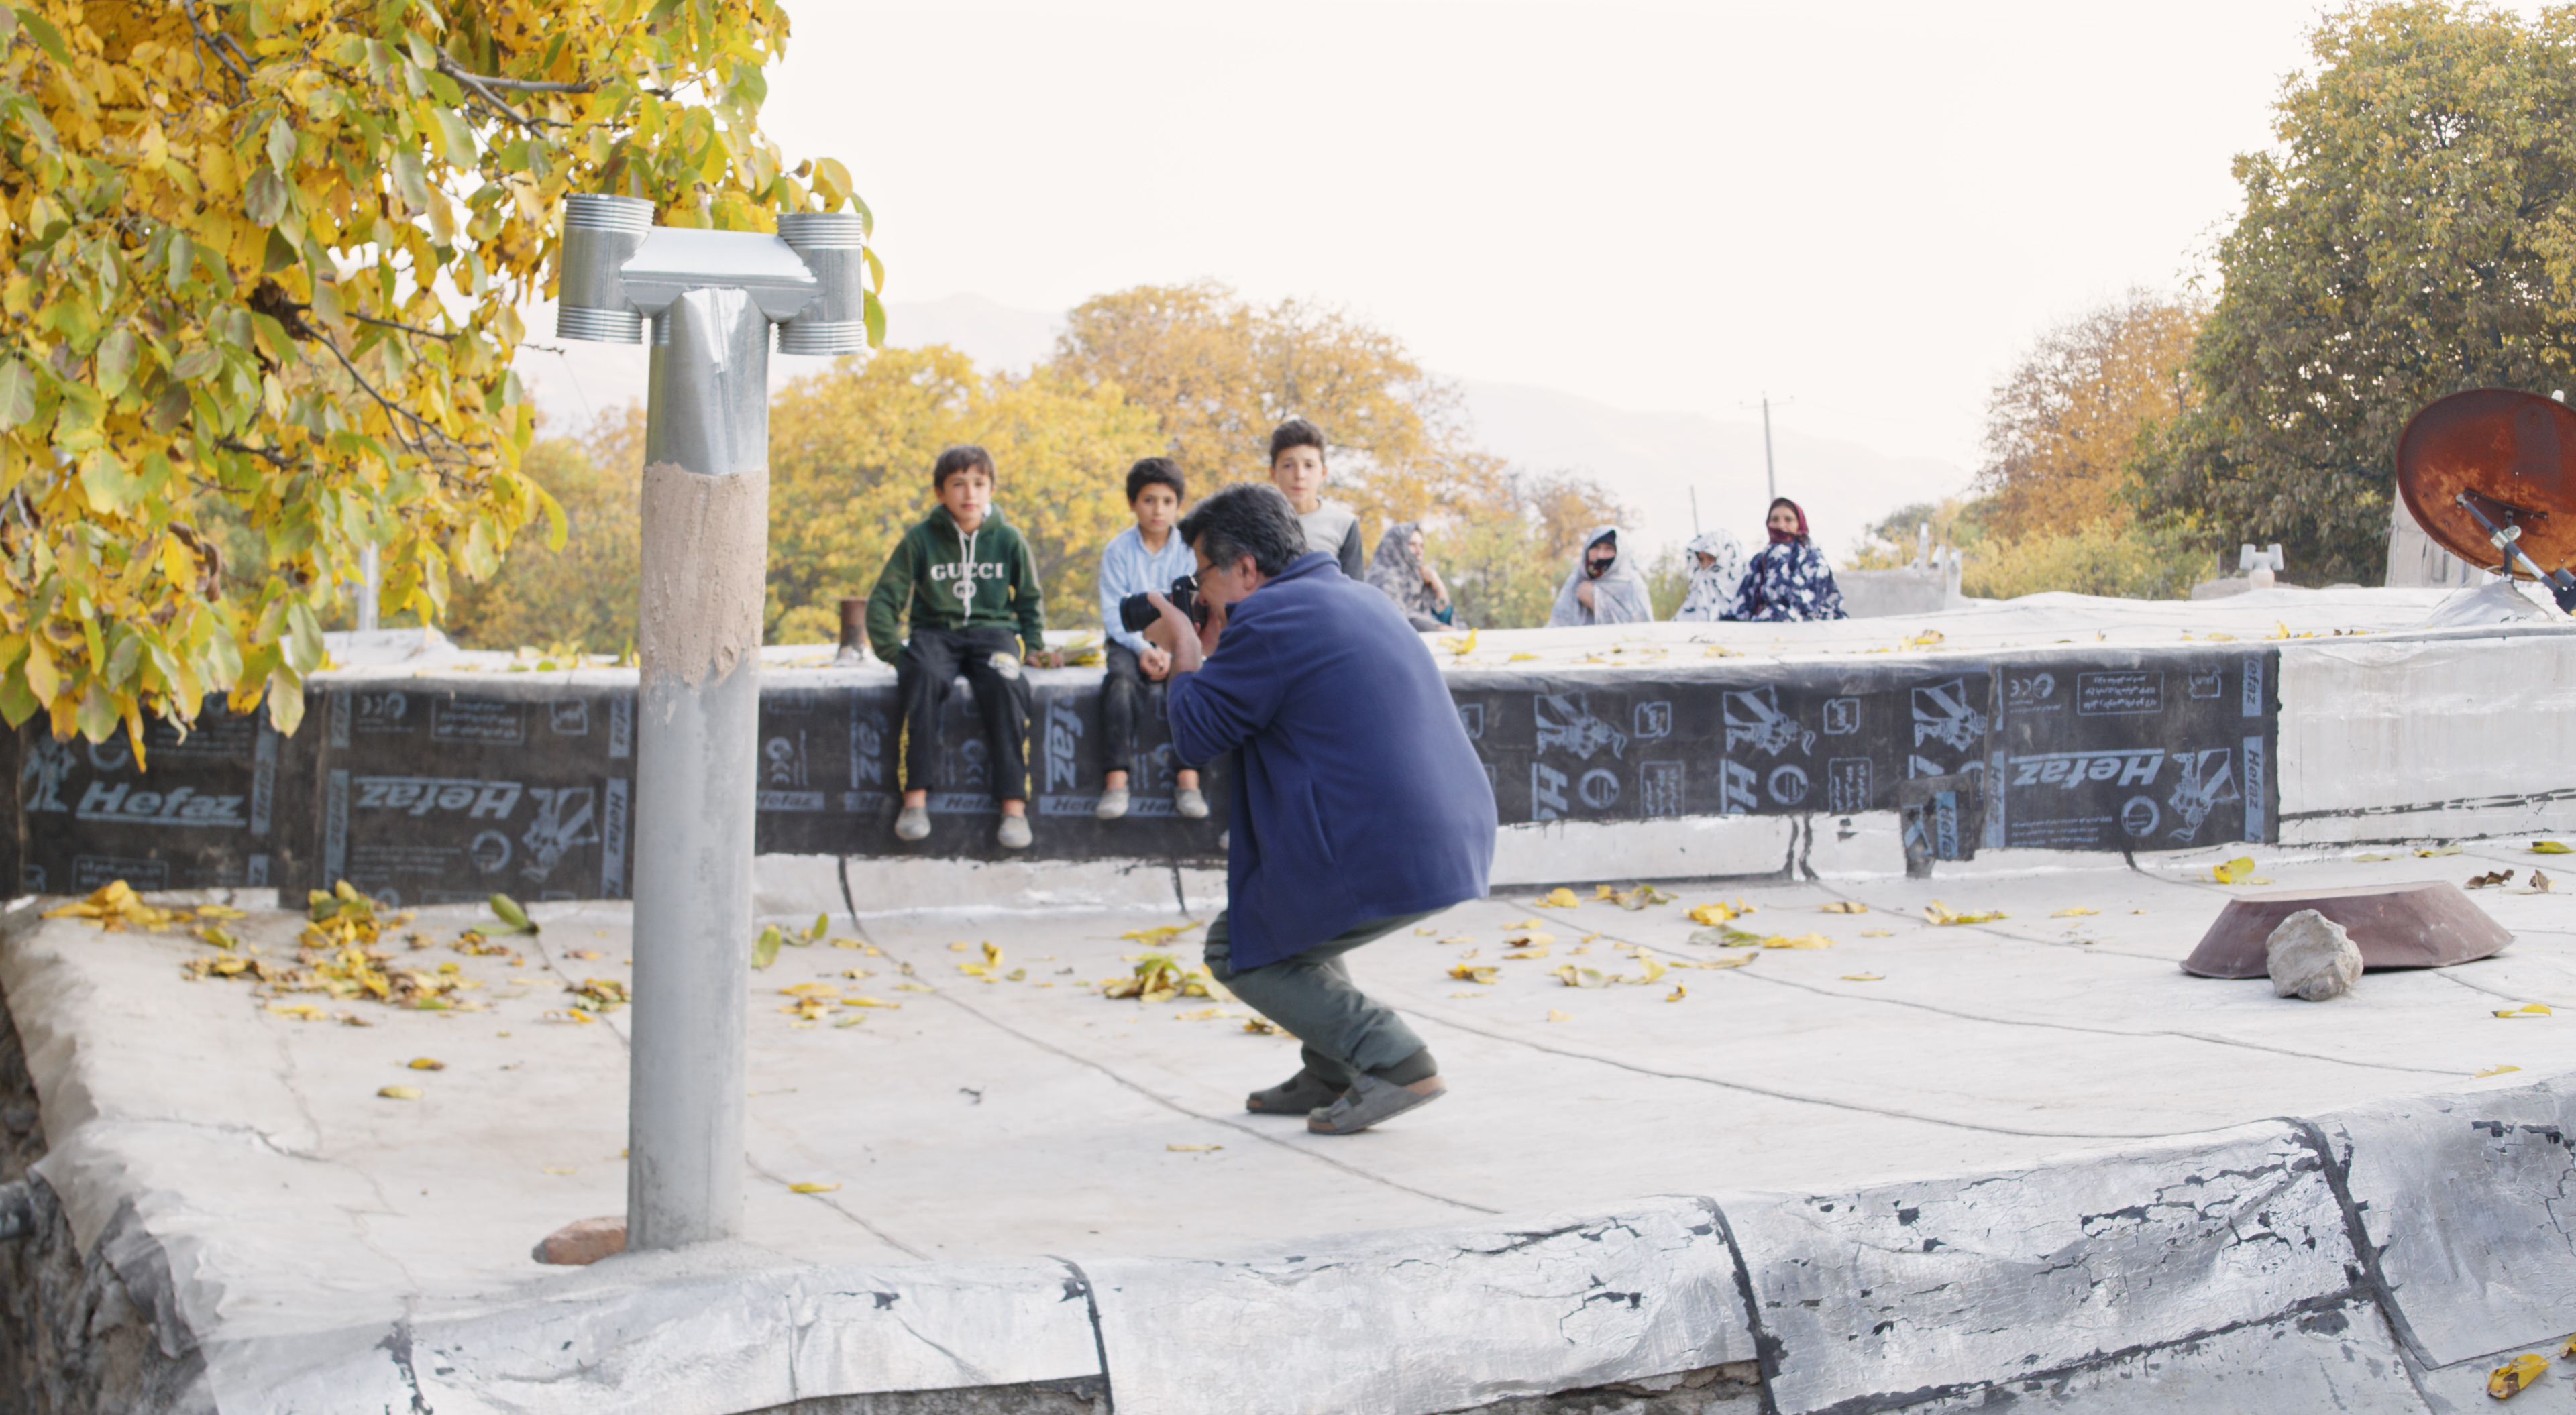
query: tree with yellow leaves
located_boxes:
[1048,280,1501,525]
[0,0,868,754]
[764,346,1163,640]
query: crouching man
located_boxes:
[1143,484,1497,1135]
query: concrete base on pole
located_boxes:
[626,286,771,1251]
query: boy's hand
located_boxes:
[1138,645,1173,681]
[1024,649,1061,669]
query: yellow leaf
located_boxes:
[1818,901,1867,914]
[377,1085,422,1100]
[1766,933,1835,949]
[1440,935,1474,944]
[1166,1143,1222,1153]
[1504,917,1544,929]
[2494,1003,2553,1018]
[1545,1009,1572,1022]
[1242,1017,1281,1034]
[2210,856,2257,884]
[2417,845,2463,857]
[2489,1353,2546,1398]
[1536,888,1580,909]
[1448,964,1500,984]
[789,1182,841,1194]
[1665,986,1686,1001]
[1841,972,1885,982]
[1860,929,1894,937]
[2532,841,2573,854]
[1635,954,1668,983]
[1507,651,1542,661]
[1414,927,1438,936]
[1120,921,1203,946]
[406,1057,445,1070]
[2051,907,2099,917]
[1686,902,1737,925]
[2477,1065,2524,1078]
[1923,901,2006,925]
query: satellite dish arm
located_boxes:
[2453,492,2576,613]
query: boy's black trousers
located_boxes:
[1098,641,1167,780]
[896,626,1032,801]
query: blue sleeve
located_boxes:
[1167,613,1287,767]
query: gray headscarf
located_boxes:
[1548,524,1654,627]
[1365,520,1446,623]
[1672,528,1747,622]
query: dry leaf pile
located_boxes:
[1101,952,1220,1003]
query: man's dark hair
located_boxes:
[932,444,996,492]
[1179,482,1307,578]
[1125,457,1185,505]
[1268,418,1326,467]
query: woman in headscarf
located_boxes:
[1548,525,1654,627]
[1670,528,1747,623]
[1365,520,1459,632]
[1727,498,1847,622]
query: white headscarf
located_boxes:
[1672,528,1747,622]
[1548,524,1654,627]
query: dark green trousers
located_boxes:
[1205,909,1436,1087]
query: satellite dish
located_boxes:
[2395,387,2576,610]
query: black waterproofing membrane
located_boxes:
[1,644,2279,903]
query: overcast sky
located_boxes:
[754,3,2556,475]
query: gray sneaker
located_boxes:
[894,804,931,841]
[1307,1072,1446,1135]
[1095,786,1130,820]
[1174,787,1209,819]
[996,814,1032,850]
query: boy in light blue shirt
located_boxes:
[1094,458,1208,821]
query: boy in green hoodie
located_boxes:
[864,445,1054,848]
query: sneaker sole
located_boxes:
[1307,1078,1446,1135]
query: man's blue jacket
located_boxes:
[1168,553,1498,970]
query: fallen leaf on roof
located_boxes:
[1666,986,1686,1001]
[1503,946,1552,960]
[2489,1353,2546,1398]
[1120,922,1203,947]
[266,1002,329,1021]
[1597,883,1675,910]
[1173,1007,1236,1021]
[2353,852,2400,862]
[1439,935,1474,944]
[1414,927,1438,936]
[378,1086,422,1100]
[2495,1003,2553,1018]
[2534,841,2573,855]
[2534,870,2555,893]
[1507,651,1542,661]
[44,881,185,931]
[542,1166,576,1175]
[1449,964,1500,984]
[406,1057,445,1071]
[1634,954,1669,983]
[543,1008,597,1024]
[1841,972,1885,982]
[2469,870,2514,889]
[1163,1143,1226,1155]
[1924,901,2006,925]
[831,938,865,950]
[1690,925,1768,948]
[1242,1017,1281,1034]
[790,1182,841,1193]
[2477,1065,2524,1078]
[1536,888,1581,909]
[751,926,783,970]
[2051,907,2099,917]
[1687,903,1740,925]
[2210,857,2257,884]
[1554,965,1609,988]
[1546,1009,1572,1022]
[1818,901,1867,914]
[1685,954,1754,970]
[1859,928,1894,937]
[2417,845,2463,858]
[1766,933,1835,949]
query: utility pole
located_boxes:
[555,193,869,1251]
[1738,394,1794,503]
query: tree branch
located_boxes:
[433,52,566,130]
[175,0,254,91]
[348,311,457,341]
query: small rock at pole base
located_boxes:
[532,1216,627,1266]
[2267,909,2362,1001]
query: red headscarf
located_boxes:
[1766,497,1811,545]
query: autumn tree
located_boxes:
[442,405,642,652]
[763,345,1163,642]
[2141,1,2576,582]
[1978,291,2202,539]
[1046,280,1503,525]
[0,0,868,752]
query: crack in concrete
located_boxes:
[742,1150,926,1260]
[1049,1257,1115,1415]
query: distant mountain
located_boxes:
[514,294,1966,555]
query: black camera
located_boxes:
[1118,575,1204,634]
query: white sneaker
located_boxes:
[1174,787,1209,819]
[1095,787,1130,820]
[894,805,931,841]
[997,815,1032,850]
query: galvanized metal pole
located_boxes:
[625,285,770,1249]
